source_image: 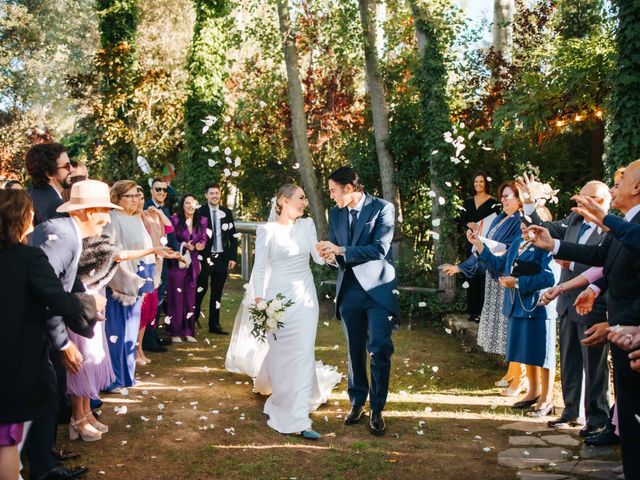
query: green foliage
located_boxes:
[181,0,231,196]
[606,0,640,177]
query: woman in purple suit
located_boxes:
[167,194,208,343]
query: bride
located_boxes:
[225,184,341,439]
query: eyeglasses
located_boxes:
[57,163,72,171]
[121,194,143,199]
[154,187,167,192]
[501,194,515,200]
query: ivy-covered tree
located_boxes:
[606,0,640,176]
[95,0,140,180]
[182,0,231,196]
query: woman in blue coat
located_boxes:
[469,221,557,416]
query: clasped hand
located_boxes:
[315,241,337,264]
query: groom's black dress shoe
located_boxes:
[344,406,365,425]
[369,412,385,436]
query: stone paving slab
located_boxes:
[510,436,548,446]
[516,471,571,480]
[578,445,617,460]
[498,447,573,469]
[554,460,620,477]
[540,434,581,447]
[499,421,555,433]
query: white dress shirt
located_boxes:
[209,206,223,253]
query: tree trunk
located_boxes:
[492,0,515,58]
[358,0,402,224]
[408,0,455,300]
[276,0,328,238]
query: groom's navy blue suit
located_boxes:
[328,193,399,414]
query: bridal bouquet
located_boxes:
[249,293,295,342]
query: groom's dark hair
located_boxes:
[329,166,364,192]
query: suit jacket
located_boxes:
[0,244,96,423]
[555,210,640,326]
[328,193,400,321]
[603,213,640,253]
[198,204,238,266]
[143,199,171,219]
[30,217,96,347]
[529,210,607,325]
[27,185,64,226]
[479,239,556,319]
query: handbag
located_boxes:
[179,243,192,270]
[511,259,541,277]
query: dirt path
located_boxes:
[56,276,545,480]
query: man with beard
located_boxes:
[26,143,76,226]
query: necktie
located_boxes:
[577,222,590,243]
[349,210,358,243]
[211,208,218,252]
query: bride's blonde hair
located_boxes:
[274,183,302,215]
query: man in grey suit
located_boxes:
[317,167,399,436]
[25,180,115,480]
[519,180,611,435]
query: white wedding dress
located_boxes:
[225,217,342,434]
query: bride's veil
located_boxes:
[224,200,275,378]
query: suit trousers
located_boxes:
[467,273,485,318]
[558,316,610,427]
[338,271,394,414]
[611,343,640,479]
[195,259,228,332]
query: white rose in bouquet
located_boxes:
[266,306,277,317]
[256,300,268,311]
[270,299,283,310]
[265,317,279,330]
[274,310,285,322]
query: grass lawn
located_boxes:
[57,275,536,479]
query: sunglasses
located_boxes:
[57,162,72,171]
[154,187,168,192]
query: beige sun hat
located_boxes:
[57,179,123,213]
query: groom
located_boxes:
[317,166,399,436]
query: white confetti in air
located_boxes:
[474,435,482,440]
[164,316,172,325]
[445,181,452,187]
[438,197,446,206]
[392,289,399,295]
[109,335,118,343]
[416,430,424,435]
[431,150,439,155]
[221,223,229,231]
[462,281,470,289]
[224,147,232,155]
[225,156,232,164]
[48,234,58,241]
[160,237,168,246]
[427,191,437,198]
[482,447,491,452]
[293,163,299,169]
[223,168,231,177]
[216,301,221,309]
[418,302,426,308]
[523,451,530,456]
[432,232,440,240]
[208,159,217,167]
[234,157,241,167]
[197,287,204,293]
[177,288,182,293]
[186,312,193,319]
[444,328,452,334]
[636,414,640,424]
[432,366,439,373]
[468,131,475,139]
[487,176,492,181]
[561,450,568,455]
[432,219,441,227]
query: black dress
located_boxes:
[458,196,501,319]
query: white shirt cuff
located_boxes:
[587,284,601,297]
[59,341,71,351]
[523,202,536,216]
[551,239,561,255]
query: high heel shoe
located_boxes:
[85,413,108,433]
[501,379,528,397]
[300,429,321,440]
[69,418,101,442]
[135,357,147,366]
[528,403,554,418]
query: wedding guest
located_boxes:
[0,190,98,480]
[61,160,89,202]
[457,171,501,321]
[195,183,239,335]
[520,178,612,435]
[443,181,525,394]
[144,178,171,216]
[167,194,208,342]
[103,181,175,391]
[25,142,76,225]
[528,159,640,478]
[469,220,556,415]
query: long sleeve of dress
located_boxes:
[252,225,272,299]
[306,218,325,265]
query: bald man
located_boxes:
[530,160,640,479]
